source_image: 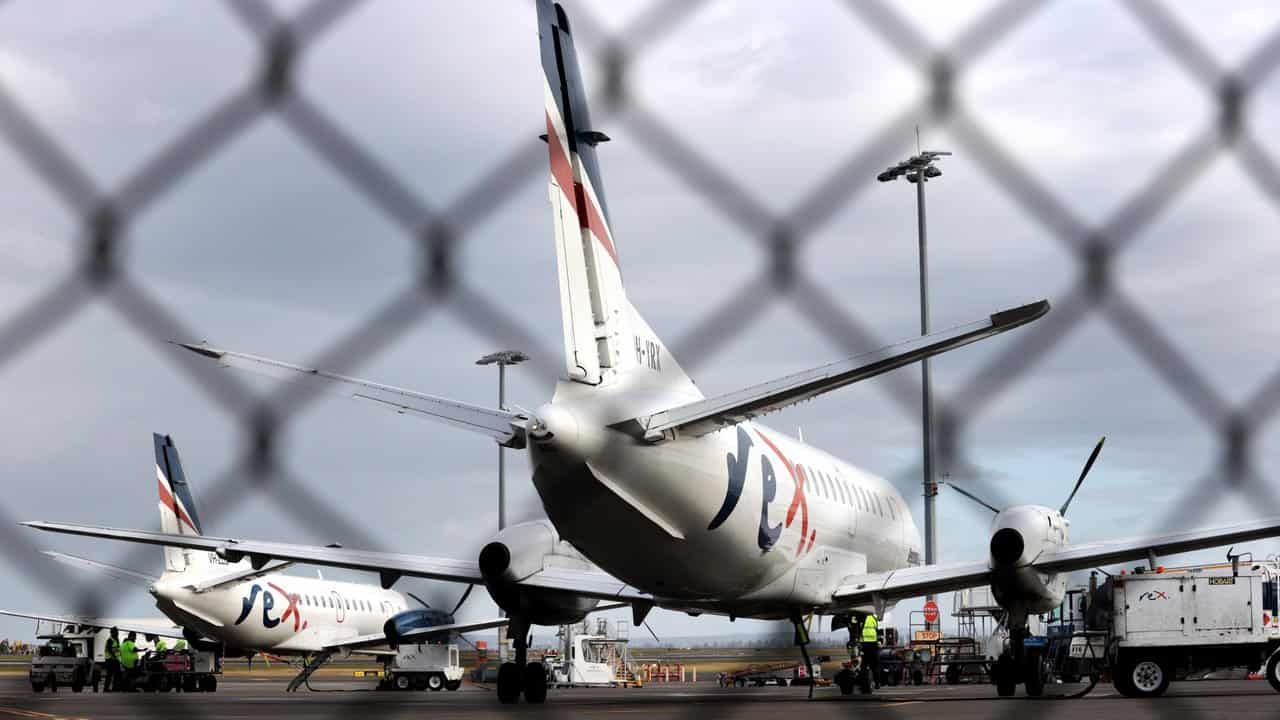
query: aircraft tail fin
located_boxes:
[538,1,693,391]
[154,433,213,575]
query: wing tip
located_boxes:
[990,299,1050,328]
[173,341,224,360]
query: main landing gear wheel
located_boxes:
[1024,651,1046,698]
[496,662,521,704]
[994,654,1017,698]
[834,669,854,695]
[523,662,548,704]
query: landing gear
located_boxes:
[523,662,548,704]
[993,653,1017,697]
[497,615,544,704]
[1023,649,1046,698]
[496,663,521,704]
[790,613,816,699]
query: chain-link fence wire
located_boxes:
[2,0,1280,715]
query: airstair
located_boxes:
[286,649,335,692]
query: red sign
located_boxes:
[923,600,940,624]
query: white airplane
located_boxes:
[7,433,506,692]
[26,0,1280,704]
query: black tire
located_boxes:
[496,663,521,704]
[427,673,444,692]
[523,662,548,704]
[1266,651,1280,693]
[30,681,45,693]
[1025,651,1045,698]
[412,675,428,691]
[835,669,854,695]
[445,680,461,691]
[858,667,873,695]
[183,675,197,693]
[71,669,85,693]
[945,664,961,685]
[912,669,924,686]
[1126,656,1169,698]
[394,674,412,691]
[200,675,217,693]
[994,656,1016,697]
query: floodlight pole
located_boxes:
[878,150,950,631]
[915,166,938,622]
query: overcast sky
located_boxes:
[2,0,1280,644]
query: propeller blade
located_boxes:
[942,480,1000,515]
[1060,436,1105,515]
[450,585,475,617]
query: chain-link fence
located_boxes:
[2,0,1280,716]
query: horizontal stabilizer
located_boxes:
[634,300,1049,439]
[41,551,157,588]
[176,343,528,448]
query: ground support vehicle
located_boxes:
[29,635,94,693]
[1097,559,1280,698]
[135,649,220,693]
[719,661,823,688]
[377,644,463,691]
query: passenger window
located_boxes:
[887,497,896,520]
[875,493,884,517]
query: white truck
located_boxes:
[1089,557,1280,697]
[380,644,463,692]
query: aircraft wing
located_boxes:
[833,515,1280,606]
[632,300,1049,439]
[24,522,652,604]
[0,610,185,640]
[323,618,511,654]
[831,560,993,607]
[175,343,528,448]
[41,551,157,588]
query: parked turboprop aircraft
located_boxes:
[7,434,505,691]
[26,0,1280,704]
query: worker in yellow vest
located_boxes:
[120,632,139,691]
[154,637,168,653]
[103,627,121,692]
[860,614,881,689]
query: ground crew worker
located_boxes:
[120,632,139,691]
[861,614,881,689]
[174,639,187,651]
[154,637,167,653]
[103,627,121,693]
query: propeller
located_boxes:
[408,584,475,619]
[942,479,1000,515]
[1059,436,1105,515]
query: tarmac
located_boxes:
[0,674,1277,719]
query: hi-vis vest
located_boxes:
[862,615,879,643]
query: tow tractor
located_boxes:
[29,633,94,693]
[376,644,463,691]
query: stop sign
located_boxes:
[923,600,940,624]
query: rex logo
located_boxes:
[707,427,813,556]
[234,582,307,631]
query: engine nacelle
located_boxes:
[987,505,1068,615]
[382,608,453,648]
[478,520,598,626]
